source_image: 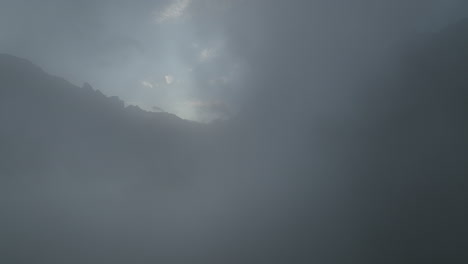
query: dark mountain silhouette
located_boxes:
[0,19,467,263]
[0,53,211,186]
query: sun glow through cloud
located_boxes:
[145,0,237,122]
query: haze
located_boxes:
[1,0,467,263]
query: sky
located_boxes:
[0,0,467,121]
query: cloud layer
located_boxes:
[0,0,467,122]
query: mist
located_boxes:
[1,0,468,263]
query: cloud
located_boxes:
[199,48,217,62]
[141,81,154,88]
[156,0,192,24]
[165,75,175,85]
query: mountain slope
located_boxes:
[0,53,206,184]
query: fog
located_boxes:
[1,0,468,263]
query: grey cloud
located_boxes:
[1,1,468,263]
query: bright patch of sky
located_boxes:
[122,0,242,122]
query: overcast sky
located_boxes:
[1,1,468,262]
[1,0,467,121]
